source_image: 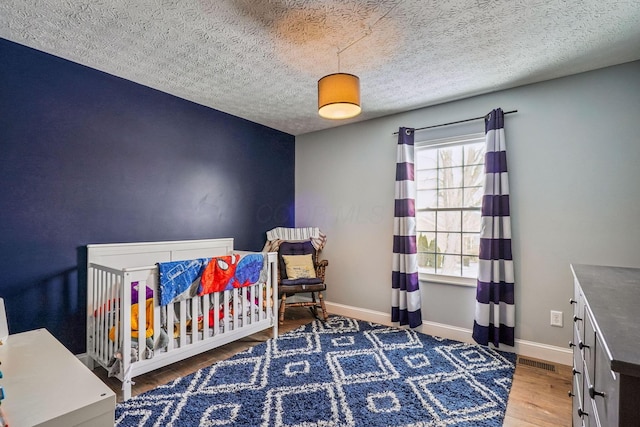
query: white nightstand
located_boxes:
[0,328,115,426]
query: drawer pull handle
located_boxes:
[588,386,605,399]
[573,315,582,322]
[578,341,589,350]
[578,408,588,418]
[569,298,577,305]
[572,367,580,376]
[569,341,576,348]
[568,391,574,397]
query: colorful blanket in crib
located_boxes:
[158,253,267,306]
[157,258,210,306]
[200,252,267,295]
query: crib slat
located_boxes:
[223,291,230,333]
[150,272,162,354]
[110,272,119,364]
[244,287,247,326]
[166,302,175,351]
[95,269,102,362]
[259,283,265,322]
[230,288,236,331]
[135,275,146,360]
[122,272,132,380]
[202,294,210,338]
[250,285,256,324]
[213,292,220,336]
[191,295,199,344]
[178,300,187,348]
[99,270,106,362]
[92,268,100,361]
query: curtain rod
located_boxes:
[393,109,518,135]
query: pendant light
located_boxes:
[318,72,361,120]
[316,2,402,120]
[318,47,361,120]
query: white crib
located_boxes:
[86,238,278,401]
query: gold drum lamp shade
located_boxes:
[318,73,361,120]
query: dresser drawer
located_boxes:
[572,353,585,426]
[572,277,585,339]
[581,367,599,427]
[583,308,596,382]
[573,342,584,394]
[572,381,583,427]
[592,331,619,427]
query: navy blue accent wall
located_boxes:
[0,38,295,353]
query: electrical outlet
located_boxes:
[550,310,563,327]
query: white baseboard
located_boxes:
[323,300,572,367]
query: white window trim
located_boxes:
[415,132,486,150]
[415,132,485,287]
[419,272,477,287]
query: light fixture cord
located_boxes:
[336,0,403,57]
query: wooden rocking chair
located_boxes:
[276,240,329,324]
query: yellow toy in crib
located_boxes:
[109,299,154,342]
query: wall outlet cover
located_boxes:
[550,310,563,327]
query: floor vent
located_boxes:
[518,357,556,372]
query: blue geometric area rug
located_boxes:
[115,316,516,426]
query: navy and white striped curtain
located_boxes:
[391,127,422,328]
[472,108,515,347]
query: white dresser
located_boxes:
[0,328,115,427]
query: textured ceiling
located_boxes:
[2,0,640,135]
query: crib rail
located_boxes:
[87,264,152,369]
[87,252,278,401]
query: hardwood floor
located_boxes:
[94,307,572,425]
[503,357,572,426]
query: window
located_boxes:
[415,133,485,285]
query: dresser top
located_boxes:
[0,328,115,425]
[571,264,640,377]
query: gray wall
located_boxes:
[295,60,640,348]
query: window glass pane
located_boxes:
[463,165,484,188]
[439,189,463,208]
[465,186,483,208]
[417,232,431,252]
[439,166,463,189]
[437,254,462,277]
[417,212,435,232]
[464,142,485,166]
[462,256,479,278]
[435,232,461,254]
[439,146,463,168]
[417,232,436,253]
[417,253,436,274]
[424,233,438,260]
[462,233,480,256]
[416,168,437,190]
[416,148,438,169]
[416,190,437,209]
[462,211,481,232]
[436,211,461,232]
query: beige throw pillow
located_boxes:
[282,254,316,279]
